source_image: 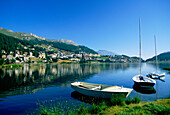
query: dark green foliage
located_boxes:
[79,45,97,54]
[132,96,140,104]
[0,33,46,56]
[11,58,16,63]
[110,96,126,106]
[0,58,5,65]
[38,97,170,115]
[163,67,170,71]
[79,59,87,63]
[0,33,19,55]
[146,51,170,62]
[0,64,23,69]
[77,104,88,114]
[0,33,97,56]
[125,96,140,105]
[6,58,10,64]
[118,103,170,115]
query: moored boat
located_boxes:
[71,82,133,98]
[133,75,156,87]
[146,72,165,79]
[146,35,165,79]
[132,17,156,87]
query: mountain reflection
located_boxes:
[0,63,134,97]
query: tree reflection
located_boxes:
[0,63,133,97]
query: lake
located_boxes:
[0,63,170,114]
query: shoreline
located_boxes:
[39,97,170,115]
[104,98,170,115]
[0,64,23,69]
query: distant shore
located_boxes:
[0,61,170,69]
[0,64,23,69]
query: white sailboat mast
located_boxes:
[154,35,158,73]
[139,17,142,75]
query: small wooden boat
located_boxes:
[71,82,133,98]
[133,75,156,87]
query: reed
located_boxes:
[39,96,141,115]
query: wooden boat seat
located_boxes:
[102,85,118,91]
[78,85,95,89]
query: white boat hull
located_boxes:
[132,75,156,87]
[71,82,133,98]
[147,73,165,79]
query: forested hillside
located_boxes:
[0,32,97,58]
[146,52,170,62]
[0,33,45,57]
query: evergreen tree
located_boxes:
[0,58,5,65]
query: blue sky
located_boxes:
[1,0,170,59]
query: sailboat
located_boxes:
[132,17,156,87]
[146,35,165,79]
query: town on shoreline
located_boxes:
[0,48,143,65]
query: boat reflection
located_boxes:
[133,84,156,94]
[71,91,110,105]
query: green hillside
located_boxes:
[0,27,97,55]
[146,52,170,62]
[0,33,45,57]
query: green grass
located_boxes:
[0,64,23,69]
[117,103,170,115]
[38,97,170,115]
[39,96,141,115]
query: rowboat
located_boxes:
[71,82,133,98]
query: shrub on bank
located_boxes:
[39,96,141,115]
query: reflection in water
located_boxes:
[147,62,170,73]
[71,91,104,105]
[133,84,156,94]
[0,63,134,98]
[71,91,121,105]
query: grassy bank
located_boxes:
[39,97,170,115]
[0,64,23,69]
[104,98,170,115]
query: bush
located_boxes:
[0,58,5,65]
[88,101,108,114]
[132,97,140,104]
[110,96,126,106]
[125,96,140,105]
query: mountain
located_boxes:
[146,51,170,62]
[0,27,46,41]
[60,39,78,46]
[0,27,97,54]
[97,50,117,56]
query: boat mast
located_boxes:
[154,35,158,73]
[139,17,141,75]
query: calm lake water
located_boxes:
[0,63,170,114]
